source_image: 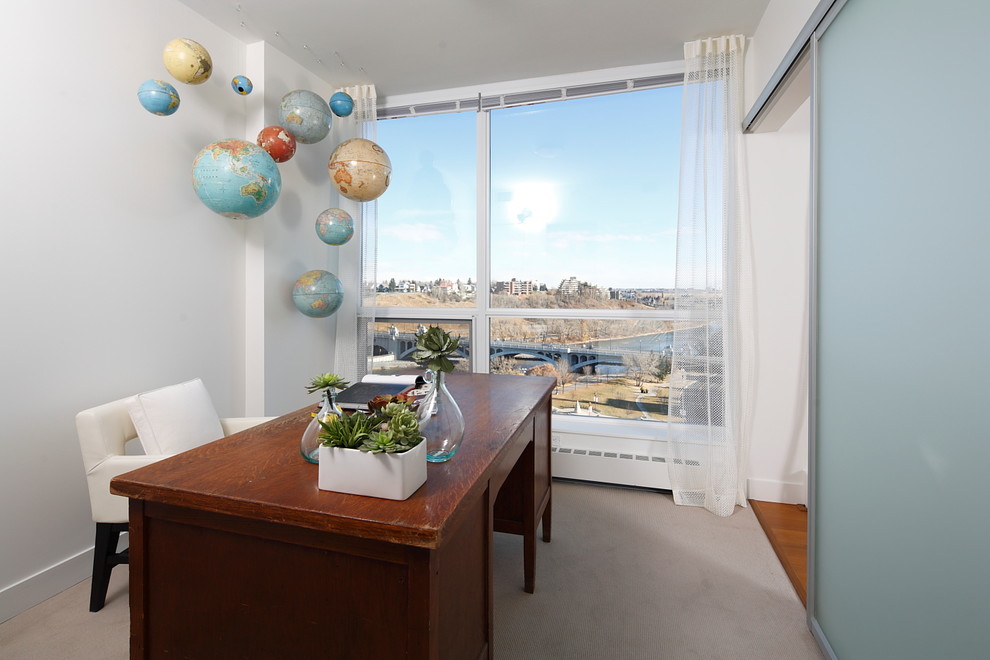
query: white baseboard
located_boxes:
[0,547,94,623]
[747,477,807,504]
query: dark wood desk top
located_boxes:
[111,373,554,549]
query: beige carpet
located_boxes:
[0,480,823,659]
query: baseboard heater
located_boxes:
[550,444,697,491]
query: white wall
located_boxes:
[745,100,812,503]
[742,0,818,503]
[247,44,343,416]
[0,1,340,621]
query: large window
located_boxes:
[374,82,682,429]
[375,112,477,307]
[489,90,681,310]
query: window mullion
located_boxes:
[475,107,492,373]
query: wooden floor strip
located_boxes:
[750,499,808,607]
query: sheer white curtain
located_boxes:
[333,84,378,383]
[667,36,753,517]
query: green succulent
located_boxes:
[382,405,420,443]
[318,410,374,449]
[412,326,461,373]
[360,430,403,454]
[306,372,350,395]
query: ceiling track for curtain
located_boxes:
[743,0,846,133]
[378,73,684,119]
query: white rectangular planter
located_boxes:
[317,440,427,500]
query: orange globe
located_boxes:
[257,126,297,163]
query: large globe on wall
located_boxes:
[162,38,212,85]
[293,270,344,317]
[327,138,391,202]
[315,208,354,245]
[278,90,332,144]
[191,139,282,219]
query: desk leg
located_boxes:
[523,438,536,594]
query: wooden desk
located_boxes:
[111,373,554,659]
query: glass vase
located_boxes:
[417,369,465,463]
[300,390,342,463]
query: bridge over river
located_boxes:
[374,332,627,373]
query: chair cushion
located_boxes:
[126,378,224,455]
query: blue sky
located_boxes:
[376,85,682,290]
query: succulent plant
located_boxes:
[367,392,416,412]
[319,400,424,454]
[412,325,461,373]
[318,410,374,449]
[360,430,403,454]
[306,372,350,395]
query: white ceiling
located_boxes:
[181,0,770,100]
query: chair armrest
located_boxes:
[87,454,168,523]
[220,417,276,436]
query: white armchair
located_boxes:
[76,393,272,612]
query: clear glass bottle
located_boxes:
[417,369,465,463]
[300,389,342,463]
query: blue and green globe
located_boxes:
[293,270,344,317]
[278,90,332,144]
[191,139,281,219]
[315,208,354,245]
[137,79,180,116]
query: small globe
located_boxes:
[191,139,282,219]
[257,125,297,163]
[278,90,332,144]
[315,208,354,246]
[231,75,253,95]
[328,138,392,202]
[329,91,354,117]
[137,79,180,116]
[162,38,212,85]
[293,270,344,317]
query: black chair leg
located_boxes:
[90,522,128,612]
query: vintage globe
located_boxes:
[257,125,296,163]
[191,139,282,219]
[137,79,180,116]
[293,270,344,317]
[328,91,354,117]
[162,38,212,85]
[315,208,354,245]
[278,90,332,144]
[327,138,391,202]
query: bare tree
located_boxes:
[554,358,576,389]
[490,355,519,374]
[623,352,652,387]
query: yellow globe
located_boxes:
[328,138,392,202]
[162,38,212,85]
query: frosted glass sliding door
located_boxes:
[813,0,990,657]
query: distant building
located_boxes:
[493,278,534,295]
[558,276,606,298]
[558,276,580,295]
